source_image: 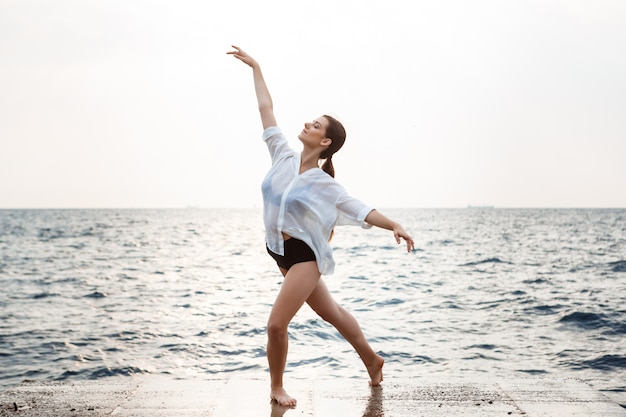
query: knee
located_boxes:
[267,320,288,339]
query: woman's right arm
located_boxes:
[227,45,277,130]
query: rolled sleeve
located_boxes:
[356,205,375,229]
[336,192,374,228]
[262,126,282,141]
[262,126,292,163]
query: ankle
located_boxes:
[271,380,284,390]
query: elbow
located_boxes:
[365,209,395,231]
[364,209,381,227]
[258,105,273,114]
[258,100,273,113]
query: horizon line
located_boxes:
[1,206,625,210]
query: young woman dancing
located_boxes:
[227,45,415,407]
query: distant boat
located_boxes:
[466,204,495,209]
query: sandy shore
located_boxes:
[1,376,624,416]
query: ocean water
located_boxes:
[1,208,625,405]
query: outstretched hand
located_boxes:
[363,210,416,254]
[393,225,415,253]
[227,45,258,68]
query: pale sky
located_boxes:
[1,0,625,208]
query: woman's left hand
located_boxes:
[393,225,415,253]
[364,209,416,253]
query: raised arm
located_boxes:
[227,45,277,130]
[365,210,415,253]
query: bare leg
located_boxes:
[267,261,321,407]
[306,279,384,385]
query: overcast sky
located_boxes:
[1,0,625,208]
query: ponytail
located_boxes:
[319,115,346,178]
[321,157,335,178]
[319,115,346,241]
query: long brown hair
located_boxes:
[319,115,346,178]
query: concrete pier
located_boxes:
[1,376,624,416]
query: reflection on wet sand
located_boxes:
[270,384,384,417]
[270,402,291,417]
[362,386,384,417]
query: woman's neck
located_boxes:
[299,150,319,174]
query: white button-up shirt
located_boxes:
[261,126,374,275]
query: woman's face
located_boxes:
[298,116,330,148]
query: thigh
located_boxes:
[268,261,321,327]
[306,278,341,322]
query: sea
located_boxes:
[1,208,624,406]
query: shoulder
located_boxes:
[310,171,348,197]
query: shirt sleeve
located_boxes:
[335,191,374,228]
[262,126,292,164]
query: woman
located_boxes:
[227,45,415,407]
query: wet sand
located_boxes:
[1,376,624,416]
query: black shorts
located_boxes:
[266,238,316,270]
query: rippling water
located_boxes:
[1,208,624,405]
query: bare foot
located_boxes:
[367,355,384,386]
[270,387,297,408]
